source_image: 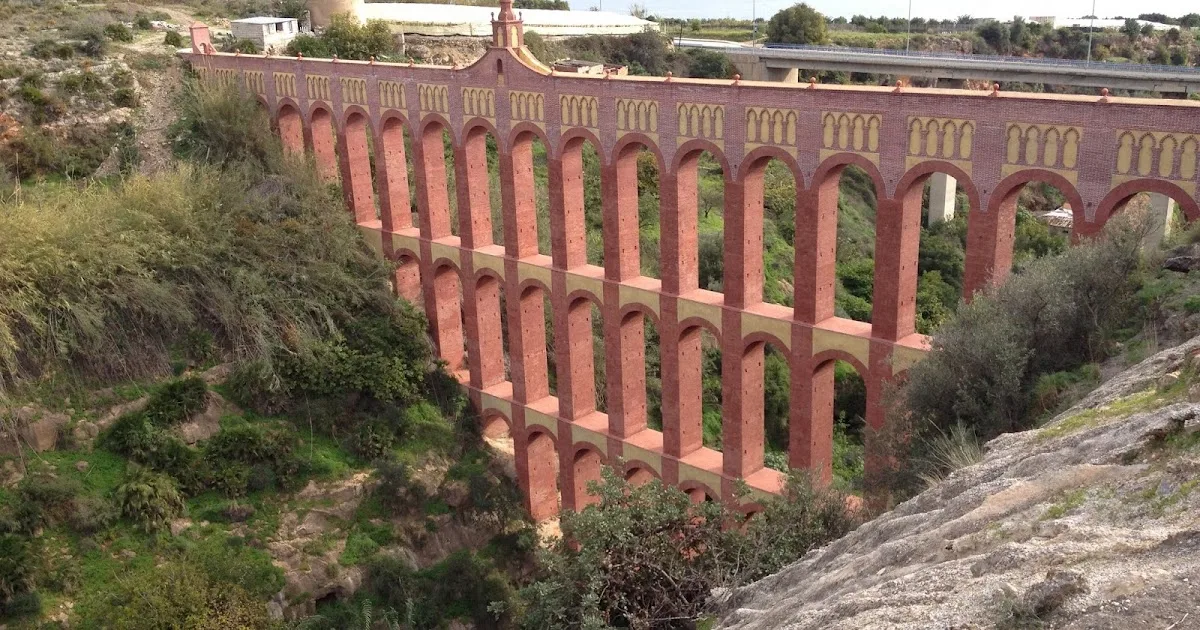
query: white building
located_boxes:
[230,17,301,50]
[310,0,657,36]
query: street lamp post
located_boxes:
[905,0,913,53]
[1086,0,1097,63]
[752,0,757,42]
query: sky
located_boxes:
[566,0,1197,21]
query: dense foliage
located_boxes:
[765,3,829,45]
[521,469,859,628]
[285,15,396,60]
[878,216,1150,496]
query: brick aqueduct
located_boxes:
[185,2,1200,520]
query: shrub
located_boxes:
[204,422,301,494]
[1,84,399,391]
[284,14,395,60]
[144,377,208,427]
[104,23,134,43]
[346,418,396,461]
[881,217,1147,497]
[30,39,74,60]
[0,534,35,606]
[164,30,185,48]
[522,468,856,628]
[60,71,107,95]
[110,69,135,89]
[78,560,271,627]
[74,25,109,57]
[115,467,185,533]
[13,473,83,533]
[135,14,153,30]
[112,87,139,107]
[374,457,426,514]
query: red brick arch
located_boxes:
[738,145,806,190]
[893,159,980,212]
[1096,178,1200,226]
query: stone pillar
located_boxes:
[765,66,800,83]
[337,116,375,225]
[504,135,541,258]
[1146,193,1177,249]
[963,192,1018,299]
[928,172,957,225]
[789,329,833,483]
[872,195,922,341]
[277,108,305,156]
[550,144,588,270]
[188,22,212,54]
[308,112,338,183]
[375,120,412,233]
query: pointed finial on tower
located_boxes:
[492,0,524,48]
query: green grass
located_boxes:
[1037,387,1184,441]
[828,31,910,48]
[1039,488,1087,520]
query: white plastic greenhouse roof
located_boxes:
[359,3,659,36]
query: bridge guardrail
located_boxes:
[753,42,1200,76]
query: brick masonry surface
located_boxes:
[186,6,1200,518]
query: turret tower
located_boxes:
[491,0,524,48]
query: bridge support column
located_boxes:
[789,328,833,484]
[928,172,957,225]
[277,107,304,155]
[1147,193,1177,249]
[338,116,376,225]
[871,195,921,342]
[766,66,799,83]
[963,189,1017,299]
[307,111,338,182]
[375,121,412,233]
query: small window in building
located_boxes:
[275,22,283,32]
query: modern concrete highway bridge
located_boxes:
[679,41,1200,95]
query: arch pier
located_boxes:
[184,1,1200,519]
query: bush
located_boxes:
[60,71,108,95]
[104,23,134,43]
[0,534,36,607]
[135,14,153,30]
[284,15,396,60]
[522,468,856,628]
[78,560,271,627]
[30,39,74,60]
[203,422,301,494]
[115,467,185,533]
[74,25,109,57]
[164,30,185,48]
[346,418,396,461]
[143,377,208,427]
[881,217,1147,496]
[112,87,139,107]
[374,457,426,514]
[13,473,83,533]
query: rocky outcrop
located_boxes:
[720,337,1200,630]
[0,406,70,455]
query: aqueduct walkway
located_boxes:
[185,3,1200,519]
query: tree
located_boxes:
[1122,18,1142,41]
[684,49,734,79]
[765,3,829,45]
[285,15,395,60]
[977,20,1010,53]
[1140,22,1155,37]
[1180,13,1200,28]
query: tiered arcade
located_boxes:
[186,5,1200,518]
